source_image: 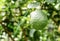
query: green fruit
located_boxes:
[30,9,48,30]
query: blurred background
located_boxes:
[0,0,60,41]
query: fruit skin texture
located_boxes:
[30,9,48,30]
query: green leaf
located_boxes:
[33,31,40,41]
[55,3,60,10]
[27,2,40,9]
[45,0,55,3]
[30,9,48,30]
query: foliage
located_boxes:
[0,0,60,41]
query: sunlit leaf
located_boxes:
[30,9,48,30]
[45,0,55,3]
[27,2,40,9]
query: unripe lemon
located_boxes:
[30,9,48,30]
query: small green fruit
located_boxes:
[30,9,48,30]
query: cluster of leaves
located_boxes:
[0,0,60,41]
